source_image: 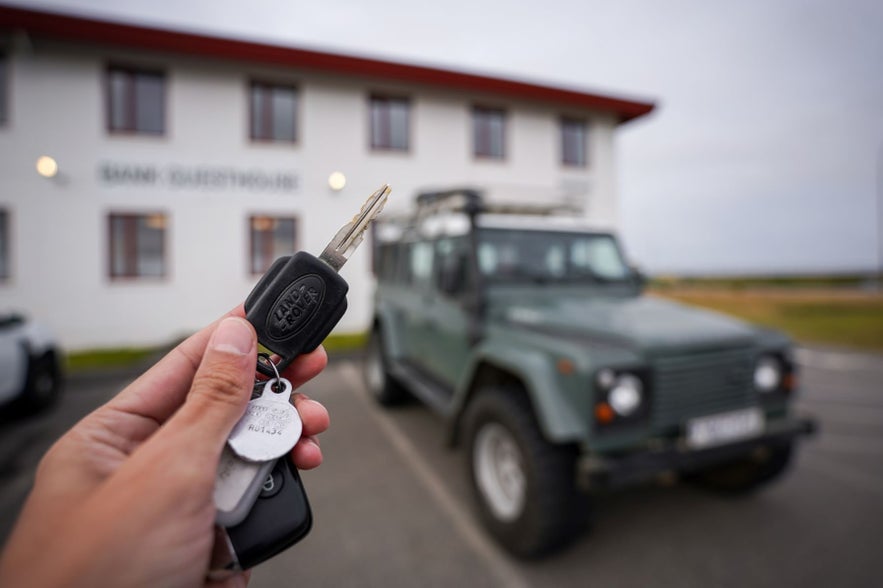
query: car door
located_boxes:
[397,239,436,367]
[421,236,474,388]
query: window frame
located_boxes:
[368,93,411,152]
[248,214,299,276]
[0,208,10,282]
[249,80,300,144]
[107,212,168,280]
[105,64,167,136]
[560,116,589,168]
[0,53,8,128]
[472,105,507,160]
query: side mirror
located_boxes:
[630,265,647,289]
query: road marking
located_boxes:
[338,363,530,588]
[794,348,883,372]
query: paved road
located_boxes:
[1,348,881,587]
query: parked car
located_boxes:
[364,189,815,557]
[0,313,63,414]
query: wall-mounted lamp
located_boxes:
[328,171,347,192]
[35,155,59,179]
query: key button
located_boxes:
[259,467,284,498]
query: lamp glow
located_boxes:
[36,156,58,178]
[328,171,346,191]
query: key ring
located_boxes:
[256,352,283,392]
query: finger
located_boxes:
[106,305,246,426]
[291,435,323,470]
[293,393,330,438]
[159,317,257,454]
[278,345,328,390]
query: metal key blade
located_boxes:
[319,183,391,271]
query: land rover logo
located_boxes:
[266,275,325,340]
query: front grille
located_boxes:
[651,348,756,430]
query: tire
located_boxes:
[692,442,794,495]
[463,386,588,558]
[363,327,407,406]
[20,352,62,414]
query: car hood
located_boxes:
[493,291,757,352]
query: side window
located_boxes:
[108,212,167,279]
[435,237,471,296]
[106,65,165,135]
[409,241,434,287]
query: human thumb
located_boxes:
[163,316,257,454]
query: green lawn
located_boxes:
[653,288,883,352]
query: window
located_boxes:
[0,54,7,126]
[0,209,9,280]
[473,106,506,159]
[408,241,435,287]
[250,82,298,142]
[250,216,297,274]
[561,117,588,167]
[106,66,165,134]
[369,95,409,151]
[108,213,167,278]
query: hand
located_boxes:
[0,307,330,588]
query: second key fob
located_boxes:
[211,454,312,574]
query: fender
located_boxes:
[449,342,589,445]
[371,300,405,361]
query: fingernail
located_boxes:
[210,317,254,356]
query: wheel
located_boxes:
[692,442,794,495]
[363,327,407,406]
[20,352,62,413]
[463,386,588,558]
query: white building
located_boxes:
[0,5,653,350]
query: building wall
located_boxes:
[0,39,619,350]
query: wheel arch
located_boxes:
[448,348,588,448]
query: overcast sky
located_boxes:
[13,0,883,274]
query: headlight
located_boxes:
[754,356,782,392]
[608,374,643,416]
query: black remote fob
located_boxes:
[210,455,311,575]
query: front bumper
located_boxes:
[578,416,817,490]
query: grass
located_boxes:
[652,286,883,352]
[65,332,369,372]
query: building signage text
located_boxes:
[99,162,299,193]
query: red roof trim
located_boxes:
[0,5,654,123]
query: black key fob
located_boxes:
[209,454,312,577]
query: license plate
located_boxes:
[685,407,764,450]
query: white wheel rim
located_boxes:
[474,422,526,522]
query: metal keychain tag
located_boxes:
[227,378,302,462]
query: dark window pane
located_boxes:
[135,73,164,134]
[0,56,8,125]
[107,67,165,134]
[250,216,297,274]
[370,96,409,151]
[561,118,587,167]
[0,209,9,279]
[271,88,297,142]
[473,107,505,159]
[109,213,166,278]
[250,82,298,142]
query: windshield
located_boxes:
[477,228,631,284]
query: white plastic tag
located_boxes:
[227,378,302,462]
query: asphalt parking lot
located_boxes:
[1,347,882,587]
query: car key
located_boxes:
[246,183,391,379]
[209,454,311,577]
[210,183,392,577]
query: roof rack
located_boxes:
[414,188,581,218]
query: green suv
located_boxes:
[364,189,815,557]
